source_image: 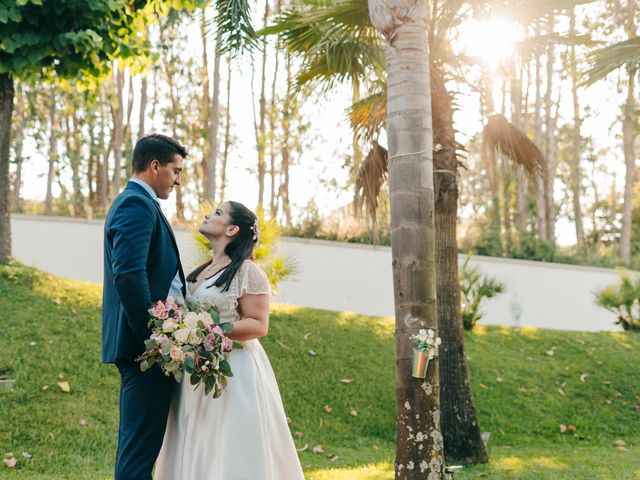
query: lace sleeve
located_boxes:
[229,260,272,299]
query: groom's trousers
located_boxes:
[115,360,176,480]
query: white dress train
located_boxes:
[154,260,304,480]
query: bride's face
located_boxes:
[199,203,239,239]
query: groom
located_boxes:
[102,134,188,480]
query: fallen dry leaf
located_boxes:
[3,458,16,468]
[52,299,61,305]
[546,350,554,357]
[296,443,308,452]
[286,417,293,425]
[603,380,612,385]
[57,381,70,393]
[567,425,577,433]
[373,444,379,451]
[312,445,325,454]
[614,439,626,447]
[323,405,333,413]
[496,377,504,383]
[42,385,49,391]
[479,383,488,389]
[294,431,304,438]
[275,340,289,350]
[350,410,358,417]
[605,399,612,405]
[558,388,565,396]
[318,418,324,428]
[308,350,317,356]
[559,424,567,433]
[79,419,87,427]
[303,332,312,340]
[579,374,588,382]
[339,379,353,384]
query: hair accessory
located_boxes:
[249,219,260,243]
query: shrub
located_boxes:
[595,269,640,331]
[460,255,505,330]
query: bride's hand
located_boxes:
[226,294,270,341]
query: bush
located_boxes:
[460,255,505,330]
[595,269,640,331]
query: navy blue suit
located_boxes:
[102,181,185,480]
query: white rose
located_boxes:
[174,328,190,344]
[418,329,427,336]
[427,329,434,337]
[426,337,434,345]
[187,329,202,345]
[162,319,178,333]
[196,312,213,326]
[184,312,199,329]
[435,337,442,346]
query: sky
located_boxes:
[16,3,628,247]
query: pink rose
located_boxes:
[169,347,186,364]
[152,301,168,319]
[223,338,233,352]
[203,334,218,351]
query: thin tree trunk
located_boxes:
[87,111,97,209]
[280,53,292,228]
[220,55,232,202]
[111,65,125,197]
[569,10,585,249]
[45,89,57,216]
[481,67,501,253]
[98,88,111,215]
[0,73,14,263]
[269,46,280,218]
[256,0,270,209]
[368,1,444,477]
[543,18,556,243]
[432,66,488,465]
[139,75,148,139]
[534,25,546,241]
[65,112,85,217]
[512,59,528,233]
[620,0,637,263]
[200,9,211,198]
[206,28,223,201]
[11,88,25,213]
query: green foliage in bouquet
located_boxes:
[460,255,505,331]
[191,200,296,292]
[595,269,640,332]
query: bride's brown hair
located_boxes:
[186,201,258,292]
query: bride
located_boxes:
[155,201,304,479]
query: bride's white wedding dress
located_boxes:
[154,260,304,479]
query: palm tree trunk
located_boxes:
[368,1,444,477]
[620,0,637,263]
[0,73,14,263]
[45,89,57,216]
[432,67,488,466]
[206,28,223,201]
[220,55,232,202]
[569,10,585,249]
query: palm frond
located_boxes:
[348,84,386,141]
[212,0,257,54]
[354,141,388,219]
[515,32,597,58]
[493,0,598,24]
[582,36,640,86]
[483,114,544,178]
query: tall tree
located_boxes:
[368,1,444,477]
[44,88,57,216]
[569,8,585,248]
[111,65,125,198]
[206,28,223,201]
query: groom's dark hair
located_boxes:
[132,134,188,173]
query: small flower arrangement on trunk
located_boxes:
[410,328,441,378]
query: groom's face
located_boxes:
[151,154,184,199]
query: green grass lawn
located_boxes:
[0,262,639,479]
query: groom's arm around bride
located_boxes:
[101,134,187,480]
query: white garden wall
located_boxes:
[11,214,623,332]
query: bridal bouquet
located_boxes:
[136,297,241,398]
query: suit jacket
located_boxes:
[102,181,186,363]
